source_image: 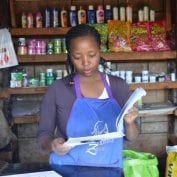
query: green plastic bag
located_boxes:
[123,150,159,177]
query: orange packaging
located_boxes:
[108,20,131,52]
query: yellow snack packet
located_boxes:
[165,145,177,177]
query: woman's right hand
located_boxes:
[51,138,73,155]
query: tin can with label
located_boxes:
[62,38,67,53]
[47,41,54,55]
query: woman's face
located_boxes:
[70,35,100,77]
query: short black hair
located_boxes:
[65,24,101,77]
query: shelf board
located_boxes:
[101,51,176,61]
[7,87,48,95]
[10,27,70,36]
[129,81,177,90]
[6,81,177,96]
[12,116,39,124]
[17,51,176,63]
[18,54,67,63]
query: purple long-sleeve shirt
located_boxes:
[37,74,131,151]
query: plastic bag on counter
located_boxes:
[165,145,177,177]
[0,28,18,69]
[123,149,159,177]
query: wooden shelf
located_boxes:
[17,51,176,63]
[7,87,48,95]
[129,81,177,90]
[18,54,66,63]
[12,116,39,124]
[10,27,70,36]
[4,81,177,96]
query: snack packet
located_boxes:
[165,145,177,177]
[108,20,132,52]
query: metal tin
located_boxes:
[17,46,27,55]
[62,38,67,53]
[36,12,42,28]
[54,38,61,47]
[21,12,27,28]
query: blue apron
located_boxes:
[50,72,123,168]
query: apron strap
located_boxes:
[74,72,113,99]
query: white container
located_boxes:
[171,73,176,81]
[138,9,144,22]
[120,70,125,80]
[120,6,126,21]
[126,5,133,22]
[134,76,141,83]
[150,9,155,22]
[113,6,118,20]
[143,5,149,21]
[149,75,156,83]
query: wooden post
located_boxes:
[9,0,16,27]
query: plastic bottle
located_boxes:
[120,5,126,21]
[143,4,149,21]
[87,5,95,24]
[69,6,77,27]
[126,4,133,22]
[105,5,112,22]
[61,7,68,27]
[52,8,59,27]
[44,8,50,28]
[96,5,104,24]
[21,12,27,28]
[150,9,155,22]
[36,12,42,28]
[112,6,118,20]
[78,6,86,24]
[138,9,144,22]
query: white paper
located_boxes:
[65,131,125,147]
[116,87,146,131]
[0,171,62,177]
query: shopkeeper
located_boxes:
[37,24,139,169]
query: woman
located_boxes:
[37,24,138,169]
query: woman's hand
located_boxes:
[124,106,139,141]
[124,106,138,125]
[51,138,73,155]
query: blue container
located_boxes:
[87,5,96,24]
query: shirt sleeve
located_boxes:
[37,83,57,149]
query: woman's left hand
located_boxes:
[124,106,138,125]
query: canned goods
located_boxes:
[54,38,61,47]
[62,38,67,53]
[47,41,54,54]
[18,38,26,46]
[18,46,27,55]
[54,46,62,54]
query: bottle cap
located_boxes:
[106,5,111,10]
[97,5,103,10]
[71,6,76,11]
[88,5,94,10]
